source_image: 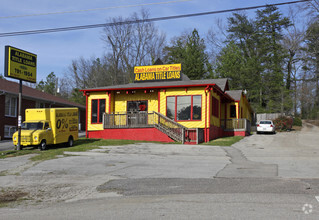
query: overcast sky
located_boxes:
[0,0,306,83]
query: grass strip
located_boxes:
[0,138,150,161]
[202,136,244,146]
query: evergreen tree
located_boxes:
[164,29,211,79]
[215,7,291,113]
[305,21,319,114]
[256,5,291,113]
[215,41,245,89]
[220,13,265,112]
[36,72,58,95]
[69,88,86,105]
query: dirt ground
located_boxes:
[306,119,319,127]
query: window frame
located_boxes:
[91,99,106,124]
[4,125,17,138]
[127,100,148,113]
[36,102,46,108]
[5,95,17,117]
[230,105,237,118]
[166,95,202,122]
[212,96,219,118]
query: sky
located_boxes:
[0,0,307,83]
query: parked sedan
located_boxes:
[257,120,276,134]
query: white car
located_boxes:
[256,120,276,134]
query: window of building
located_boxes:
[4,125,16,138]
[177,96,191,120]
[166,95,202,121]
[192,95,202,120]
[36,102,46,108]
[166,97,175,120]
[212,96,219,117]
[127,101,148,112]
[230,105,237,118]
[91,99,106,124]
[5,96,17,117]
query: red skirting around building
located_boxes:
[223,130,247,137]
[208,125,224,141]
[88,128,174,143]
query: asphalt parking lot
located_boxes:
[0,124,319,219]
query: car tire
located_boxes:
[67,136,73,147]
[39,140,47,151]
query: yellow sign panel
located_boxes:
[134,63,181,82]
[5,46,37,83]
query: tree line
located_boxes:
[35,2,319,119]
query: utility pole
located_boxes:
[17,80,22,151]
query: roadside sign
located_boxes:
[4,45,37,83]
[4,45,37,150]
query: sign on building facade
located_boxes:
[134,63,181,82]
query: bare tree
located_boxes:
[302,0,319,17]
[282,8,306,115]
[102,9,166,83]
[206,18,228,62]
[66,56,110,89]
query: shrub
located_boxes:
[273,116,293,131]
[293,117,302,126]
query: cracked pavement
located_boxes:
[0,123,319,219]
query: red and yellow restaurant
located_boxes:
[81,63,253,144]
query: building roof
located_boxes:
[225,90,243,101]
[81,78,230,93]
[0,78,85,109]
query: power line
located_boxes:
[0,0,310,37]
[0,0,192,19]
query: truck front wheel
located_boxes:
[39,140,47,151]
[67,136,74,147]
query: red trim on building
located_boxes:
[208,90,211,142]
[85,94,88,138]
[158,90,160,112]
[223,130,247,137]
[209,125,224,141]
[108,92,111,113]
[204,86,211,142]
[88,128,174,143]
[81,83,217,92]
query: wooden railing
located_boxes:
[153,111,186,142]
[221,118,251,133]
[103,111,187,142]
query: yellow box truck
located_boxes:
[12,108,78,150]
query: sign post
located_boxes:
[4,46,37,150]
[17,80,22,150]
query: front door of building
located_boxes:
[127,101,148,127]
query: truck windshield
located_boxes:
[21,122,44,130]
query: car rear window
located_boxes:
[260,121,271,124]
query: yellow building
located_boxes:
[81,64,253,144]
